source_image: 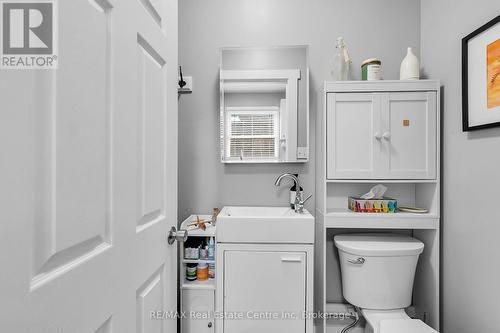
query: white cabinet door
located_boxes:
[327,93,382,179]
[379,92,437,179]
[182,289,215,333]
[223,251,307,333]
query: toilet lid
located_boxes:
[380,319,439,333]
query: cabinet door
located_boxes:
[327,93,382,179]
[223,251,306,333]
[379,92,437,179]
[182,289,215,333]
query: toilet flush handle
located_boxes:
[347,257,365,265]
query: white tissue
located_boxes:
[360,184,387,199]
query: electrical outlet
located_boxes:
[297,147,309,159]
[178,76,193,93]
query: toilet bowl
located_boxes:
[334,233,439,333]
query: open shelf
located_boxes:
[326,179,438,184]
[182,259,215,264]
[181,279,216,290]
[322,182,440,228]
[323,209,439,229]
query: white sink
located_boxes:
[217,206,314,244]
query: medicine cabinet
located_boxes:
[219,46,309,163]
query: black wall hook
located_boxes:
[179,66,187,88]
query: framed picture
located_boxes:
[462,14,500,131]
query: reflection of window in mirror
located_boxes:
[220,46,309,164]
[225,107,279,161]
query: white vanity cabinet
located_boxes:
[219,246,311,333]
[215,206,314,333]
[327,88,437,180]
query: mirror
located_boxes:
[220,46,309,163]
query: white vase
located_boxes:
[400,47,420,80]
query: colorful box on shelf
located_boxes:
[348,196,398,213]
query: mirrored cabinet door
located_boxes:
[220,46,309,163]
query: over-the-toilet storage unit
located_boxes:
[315,80,440,332]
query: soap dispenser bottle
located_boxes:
[289,174,303,209]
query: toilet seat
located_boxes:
[380,319,438,333]
[362,309,439,333]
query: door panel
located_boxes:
[223,251,306,333]
[327,93,381,179]
[0,0,178,332]
[136,34,167,229]
[381,92,437,179]
[136,266,165,333]
[32,0,112,288]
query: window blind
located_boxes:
[225,108,279,160]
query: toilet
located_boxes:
[334,234,439,333]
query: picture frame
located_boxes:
[462,14,500,131]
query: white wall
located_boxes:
[178,0,421,220]
[421,1,500,332]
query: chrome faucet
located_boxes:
[274,173,312,213]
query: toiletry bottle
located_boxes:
[330,37,351,81]
[289,174,303,209]
[207,237,215,260]
[208,263,215,279]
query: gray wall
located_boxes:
[178,0,421,221]
[420,1,500,332]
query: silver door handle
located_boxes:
[167,226,188,245]
[347,257,365,265]
[382,132,391,140]
[281,257,302,262]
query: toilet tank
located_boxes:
[334,234,424,310]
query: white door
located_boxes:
[379,92,437,179]
[0,0,178,332]
[223,251,307,333]
[327,93,382,179]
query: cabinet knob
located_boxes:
[374,132,382,140]
[208,322,213,328]
[382,132,391,140]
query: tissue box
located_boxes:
[348,197,397,213]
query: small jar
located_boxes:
[199,247,208,259]
[191,247,199,259]
[186,264,197,281]
[361,58,382,81]
[197,262,209,281]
